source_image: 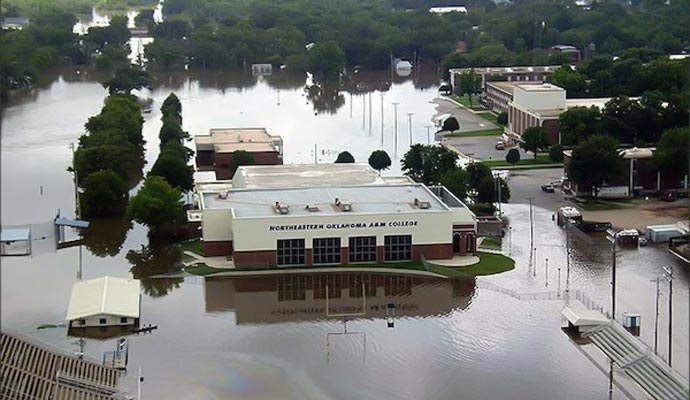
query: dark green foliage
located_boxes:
[102,67,152,95]
[545,67,587,97]
[496,112,508,126]
[80,170,128,217]
[368,150,392,173]
[149,152,194,192]
[558,106,602,146]
[652,128,689,176]
[520,127,547,159]
[159,118,188,149]
[457,70,482,107]
[549,144,564,163]
[307,42,346,80]
[335,151,355,163]
[401,144,458,185]
[230,150,256,172]
[439,168,470,201]
[126,176,184,229]
[477,176,510,204]
[505,148,521,165]
[74,145,134,184]
[86,15,130,50]
[566,134,626,197]
[442,117,459,133]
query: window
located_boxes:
[99,318,107,325]
[384,235,412,262]
[349,236,377,263]
[277,239,306,266]
[79,319,86,326]
[120,317,128,324]
[313,238,341,264]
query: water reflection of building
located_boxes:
[205,273,475,324]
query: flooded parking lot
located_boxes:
[1,67,688,399]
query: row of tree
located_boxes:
[126,93,193,233]
[74,94,145,217]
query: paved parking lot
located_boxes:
[431,97,494,133]
[444,135,530,162]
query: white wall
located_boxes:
[230,211,454,251]
[72,314,135,327]
[513,85,566,111]
[202,209,234,241]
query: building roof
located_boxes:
[562,306,609,327]
[450,65,561,75]
[213,142,277,153]
[516,83,564,93]
[566,97,619,110]
[195,128,282,153]
[429,6,467,13]
[66,277,141,321]
[232,163,385,189]
[620,147,654,159]
[54,218,90,228]
[552,44,578,52]
[1,227,30,242]
[202,184,451,217]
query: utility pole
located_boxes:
[529,197,534,273]
[350,93,353,118]
[392,102,399,154]
[545,258,549,287]
[606,230,618,320]
[663,266,673,367]
[533,247,537,277]
[496,176,502,217]
[407,112,414,146]
[368,92,372,135]
[565,218,571,293]
[138,366,143,399]
[314,144,318,164]
[652,277,660,354]
[557,266,561,294]
[380,93,385,145]
[362,95,366,129]
[425,125,432,144]
[69,142,81,219]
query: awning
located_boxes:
[54,218,90,228]
[1,228,30,242]
[562,306,609,327]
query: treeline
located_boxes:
[75,94,145,217]
[126,92,193,233]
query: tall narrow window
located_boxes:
[349,236,377,263]
[277,239,306,266]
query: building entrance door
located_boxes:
[453,234,461,254]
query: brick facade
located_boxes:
[203,241,233,257]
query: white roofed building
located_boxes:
[66,277,141,329]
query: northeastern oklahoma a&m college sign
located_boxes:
[269,220,418,232]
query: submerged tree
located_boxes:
[368,150,391,174]
[335,151,355,163]
[126,176,184,231]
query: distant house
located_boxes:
[1,17,29,30]
[429,6,468,13]
[551,45,581,64]
[66,277,141,331]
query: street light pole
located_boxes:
[425,125,432,144]
[368,92,372,135]
[651,277,660,355]
[69,142,81,219]
[565,218,571,293]
[380,93,385,145]
[606,230,618,320]
[663,266,673,367]
[545,258,549,287]
[392,102,399,153]
[407,112,413,146]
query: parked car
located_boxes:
[541,184,555,193]
[494,141,505,150]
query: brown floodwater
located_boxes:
[1,66,688,399]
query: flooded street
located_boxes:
[1,67,688,399]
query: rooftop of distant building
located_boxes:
[194,128,282,153]
[231,163,399,189]
[450,65,562,75]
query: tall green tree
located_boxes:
[401,144,458,185]
[334,151,355,163]
[368,150,391,174]
[558,106,601,146]
[652,128,689,177]
[126,176,184,231]
[307,42,346,80]
[149,152,194,192]
[439,168,470,201]
[520,127,547,159]
[80,170,127,217]
[457,70,482,107]
[566,135,625,197]
[506,148,520,165]
[442,116,460,133]
[102,67,152,95]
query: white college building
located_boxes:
[196,164,477,268]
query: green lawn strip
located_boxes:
[479,237,502,250]
[178,238,203,255]
[458,252,515,276]
[185,261,429,277]
[450,95,484,110]
[481,153,555,168]
[444,127,503,137]
[476,111,498,125]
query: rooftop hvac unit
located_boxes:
[338,201,352,212]
[305,204,320,212]
[414,198,431,209]
[275,202,290,215]
[217,192,228,200]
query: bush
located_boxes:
[505,148,521,165]
[442,116,460,132]
[496,112,508,125]
[335,151,355,163]
[549,144,564,162]
[469,202,496,216]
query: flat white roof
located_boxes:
[66,277,141,321]
[562,306,609,327]
[195,128,282,152]
[429,6,467,13]
[450,65,561,75]
[202,184,451,217]
[516,83,564,92]
[232,163,384,189]
[1,228,30,242]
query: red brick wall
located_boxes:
[412,244,453,260]
[203,241,232,256]
[542,119,560,145]
[213,151,282,179]
[234,250,277,268]
[341,248,349,264]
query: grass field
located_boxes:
[458,252,515,276]
[479,237,502,251]
[450,95,485,111]
[444,127,503,137]
[476,111,499,125]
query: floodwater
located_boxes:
[1,66,688,399]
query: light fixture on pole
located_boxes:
[392,102,399,153]
[663,265,673,367]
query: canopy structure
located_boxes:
[54,218,90,229]
[66,277,141,321]
[562,306,609,333]
[1,227,31,256]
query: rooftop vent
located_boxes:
[217,192,228,200]
[334,198,352,212]
[414,198,431,209]
[275,201,290,215]
[305,204,320,212]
